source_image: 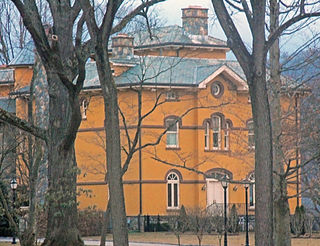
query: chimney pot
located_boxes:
[182,6,208,36]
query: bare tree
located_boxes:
[210,1,320,245]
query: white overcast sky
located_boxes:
[155,0,320,58]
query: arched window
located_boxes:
[204,121,210,150]
[248,172,255,207]
[247,120,255,149]
[167,172,179,209]
[165,117,179,148]
[212,115,221,150]
[224,121,230,150]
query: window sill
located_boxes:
[167,207,180,212]
[166,147,181,150]
[205,149,230,153]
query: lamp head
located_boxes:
[221,175,228,188]
[10,178,17,190]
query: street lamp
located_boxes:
[10,178,17,245]
[244,182,249,246]
[221,175,228,246]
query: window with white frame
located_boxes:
[81,98,89,120]
[167,172,179,209]
[166,118,179,147]
[204,122,210,150]
[224,121,230,150]
[248,172,255,207]
[166,91,178,101]
[212,116,221,150]
[247,120,255,149]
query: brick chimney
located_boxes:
[111,34,134,59]
[182,6,208,36]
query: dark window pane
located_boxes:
[174,184,178,207]
[168,184,172,207]
[249,184,254,206]
[213,133,219,147]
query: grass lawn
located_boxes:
[85,232,320,245]
[1,233,320,245]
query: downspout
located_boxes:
[138,128,142,231]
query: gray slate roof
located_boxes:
[84,57,245,88]
[133,25,228,48]
[9,41,35,66]
[0,98,15,113]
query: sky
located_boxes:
[154,0,320,59]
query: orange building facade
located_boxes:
[0,6,301,227]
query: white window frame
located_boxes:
[224,122,230,150]
[204,122,210,150]
[167,172,179,209]
[166,91,177,101]
[81,99,88,120]
[247,120,255,149]
[248,173,255,208]
[166,119,179,148]
[212,116,221,150]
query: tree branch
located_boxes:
[0,108,46,141]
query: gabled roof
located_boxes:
[9,41,35,66]
[133,25,228,49]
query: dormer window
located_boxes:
[166,91,178,101]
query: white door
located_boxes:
[206,179,225,212]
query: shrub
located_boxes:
[228,204,239,233]
[78,207,104,236]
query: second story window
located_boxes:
[81,99,89,120]
[247,120,255,149]
[166,118,179,148]
[212,116,221,150]
[166,91,178,101]
[224,122,230,150]
[204,122,210,150]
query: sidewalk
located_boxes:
[0,237,176,246]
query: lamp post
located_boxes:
[221,175,228,246]
[10,178,17,245]
[244,182,249,246]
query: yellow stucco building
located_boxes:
[0,5,301,228]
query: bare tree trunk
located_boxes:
[100,201,111,246]
[94,45,128,245]
[269,1,291,245]
[249,72,274,246]
[41,71,83,246]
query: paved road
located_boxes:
[0,237,177,246]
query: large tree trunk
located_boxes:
[249,72,274,246]
[269,1,291,245]
[42,71,83,246]
[95,45,129,246]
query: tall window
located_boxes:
[81,99,89,120]
[248,172,255,207]
[212,116,221,150]
[247,120,255,149]
[224,122,230,150]
[166,118,179,147]
[204,122,210,150]
[167,172,179,209]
